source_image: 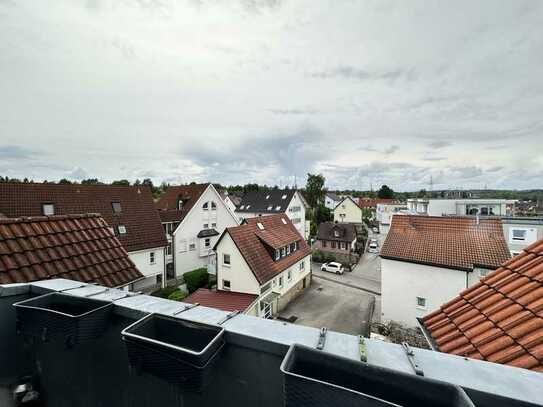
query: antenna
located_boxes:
[430,176,433,193]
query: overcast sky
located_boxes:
[1,0,542,191]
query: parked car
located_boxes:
[321,262,344,275]
[368,240,379,253]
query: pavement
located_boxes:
[279,277,380,336]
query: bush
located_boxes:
[167,289,188,301]
[312,249,324,263]
[151,286,179,298]
[183,268,209,293]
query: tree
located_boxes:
[58,179,72,184]
[417,189,427,198]
[81,178,101,185]
[111,179,130,186]
[305,173,326,208]
[377,185,394,199]
[313,204,332,226]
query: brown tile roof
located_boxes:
[0,214,143,287]
[380,215,510,271]
[358,198,396,209]
[421,239,543,372]
[317,222,357,242]
[0,183,167,253]
[218,214,311,284]
[155,184,209,223]
[184,288,258,312]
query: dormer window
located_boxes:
[276,206,281,211]
[111,202,122,213]
[211,201,217,210]
[334,230,340,237]
[267,205,273,210]
[275,249,280,260]
[281,194,287,199]
[257,222,265,230]
[203,202,209,211]
[177,199,183,210]
[281,247,286,257]
[42,203,55,216]
[266,195,270,199]
[281,218,287,224]
[118,225,127,235]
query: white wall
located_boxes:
[224,196,237,214]
[502,221,543,255]
[216,232,261,294]
[267,255,311,296]
[173,185,239,277]
[129,247,165,289]
[325,195,339,210]
[333,198,362,224]
[381,259,481,327]
[426,199,508,217]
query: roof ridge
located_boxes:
[0,213,102,224]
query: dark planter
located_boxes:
[122,313,225,392]
[13,292,113,347]
[281,344,475,407]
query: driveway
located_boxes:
[279,277,380,336]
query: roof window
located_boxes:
[240,205,245,210]
[282,194,287,199]
[118,225,127,235]
[42,203,55,216]
[246,205,251,209]
[281,218,287,224]
[276,206,281,210]
[266,195,270,199]
[111,202,122,213]
[267,205,273,210]
[257,222,265,230]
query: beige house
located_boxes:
[213,214,312,318]
[333,197,363,224]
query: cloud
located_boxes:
[428,141,452,149]
[0,145,35,159]
[487,166,504,173]
[384,145,399,155]
[269,108,318,115]
[310,66,417,83]
[66,167,89,180]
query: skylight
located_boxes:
[281,218,287,224]
[276,206,281,210]
[240,205,245,210]
[267,205,273,210]
[246,205,251,209]
[266,195,270,199]
[257,222,264,230]
[281,194,287,199]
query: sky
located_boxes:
[1,0,543,191]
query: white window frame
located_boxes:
[222,280,231,290]
[118,225,127,235]
[149,251,155,265]
[42,203,55,216]
[299,261,305,271]
[204,238,211,248]
[287,270,292,281]
[211,222,217,228]
[189,239,196,251]
[178,239,188,253]
[275,249,280,260]
[512,229,527,241]
[286,245,291,255]
[211,201,217,210]
[279,276,283,287]
[203,202,209,211]
[416,296,427,309]
[203,223,209,229]
[223,253,231,266]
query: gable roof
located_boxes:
[236,189,296,214]
[326,192,341,202]
[0,214,143,287]
[0,183,167,253]
[317,222,357,242]
[184,288,258,312]
[155,183,209,223]
[334,196,361,211]
[358,198,396,209]
[380,215,510,271]
[217,214,311,284]
[420,239,543,372]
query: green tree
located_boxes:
[377,184,394,199]
[305,173,326,207]
[111,179,130,186]
[313,204,332,226]
[417,189,427,198]
[81,178,101,185]
[58,178,72,184]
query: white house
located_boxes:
[324,192,342,210]
[235,189,309,240]
[155,183,239,280]
[501,217,543,256]
[333,197,363,224]
[407,198,515,217]
[380,215,511,327]
[376,202,408,235]
[220,192,242,214]
[212,215,312,318]
[0,182,167,291]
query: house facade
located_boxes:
[155,184,239,280]
[235,190,308,240]
[376,202,408,235]
[314,222,358,264]
[0,183,167,291]
[380,215,510,327]
[333,197,362,224]
[501,217,543,256]
[324,192,341,210]
[213,215,312,318]
[407,198,515,217]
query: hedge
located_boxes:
[151,286,179,299]
[183,268,209,293]
[167,289,188,301]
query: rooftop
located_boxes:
[317,221,357,242]
[155,183,209,223]
[184,288,258,312]
[0,278,542,406]
[0,182,166,253]
[0,214,142,287]
[358,198,396,209]
[421,239,543,372]
[216,215,311,284]
[380,215,511,271]
[236,189,296,213]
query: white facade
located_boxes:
[324,194,341,210]
[407,199,514,217]
[128,247,165,290]
[381,259,485,327]
[223,195,238,214]
[172,185,239,277]
[333,198,362,224]
[236,191,308,240]
[502,218,543,256]
[376,203,408,235]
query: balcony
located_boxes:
[0,278,542,406]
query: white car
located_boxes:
[368,242,379,253]
[321,262,344,275]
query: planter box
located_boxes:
[14,292,113,346]
[122,313,225,392]
[281,344,475,407]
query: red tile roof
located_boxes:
[358,198,396,209]
[0,214,143,287]
[0,183,167,253]
[421,239,543,372]
[217,214,311,284]
[155,184,209,223]
[184,288,258,312]
[380,215,510,271]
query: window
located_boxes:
[341,242,347,250]
[118,225,127,235]
[203,223,209,229]
[322,240,327,248]
[246,205,251,209]
[166,243,172,256]
[211,201,217,210]
[223,280,231,290]
[287,270,292,281]
[480,207,489,216]
[281,194,287,199]
[149,252,155,264]
[203,202,209,211]
[239,205,245,210]
[177,199,183,210]
[42,203,55,216]
[211,222,217,228]
[260,282,271,294]
[416,297,427,309]
[478,268,490,278]
[266,195,270,199]
[291,243,296,252]
[286,245,291,255]
[111,202,122,213]
[281,218,287,224]
[295,241,299,250]
[267,205,273,210]
[204,238,211,248]
[189,240,196,251]
[299,261,305,271]
[331,241,336,249]
[276,206,281,210]
[223,254,231,266]
[275,249,280,260]
[279,276,283,287]
[281,247,286,257]
[334,230,340,237]
[257,222,265,230]
[512,229,527,241]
